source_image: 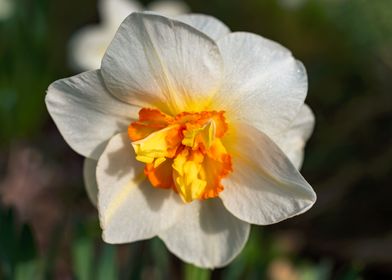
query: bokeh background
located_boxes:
[1,0,391,279]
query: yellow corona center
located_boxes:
[128,108,232,203]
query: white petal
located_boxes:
[101,12,223,115]
[148,0,189,16]
[97,132,182,243]
[100,0,142,28]
[216,32,308,137]
[68,26,114,71]
[220,123,316,225]
[159,199,250,269]
[83,158,98,206]
[175,14,230,40]
[45,70,139,159]
[274,104,315,169]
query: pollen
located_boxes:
[128,108,232,203]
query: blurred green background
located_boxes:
[1,0,391,279]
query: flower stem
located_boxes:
[184,263,211,280]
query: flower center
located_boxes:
[128,108,232,203]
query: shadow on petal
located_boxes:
[103,132,142,180]
[139,181,173,212]
[199,198,237,235]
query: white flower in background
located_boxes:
[278,0,307,10]
[0,0,14,20]
[47,12,316,268]
[68,0,189,71]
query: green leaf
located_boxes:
[0,207,17,278]
[96,244,117,280]
[15,260,42,280]
[17,224,37,262]
[150,238,170,280]
[72,236,94,280]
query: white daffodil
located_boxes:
[68,0,189,71]
[46,12,316,268]
[0,0,14,20]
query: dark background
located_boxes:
[1,0,391,279]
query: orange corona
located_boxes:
[128,108,232,203]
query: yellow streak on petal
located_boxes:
[103,171,146,227]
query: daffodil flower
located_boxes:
[68,0,189,71]
[46,12,316,268]
[0,0,14,20]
